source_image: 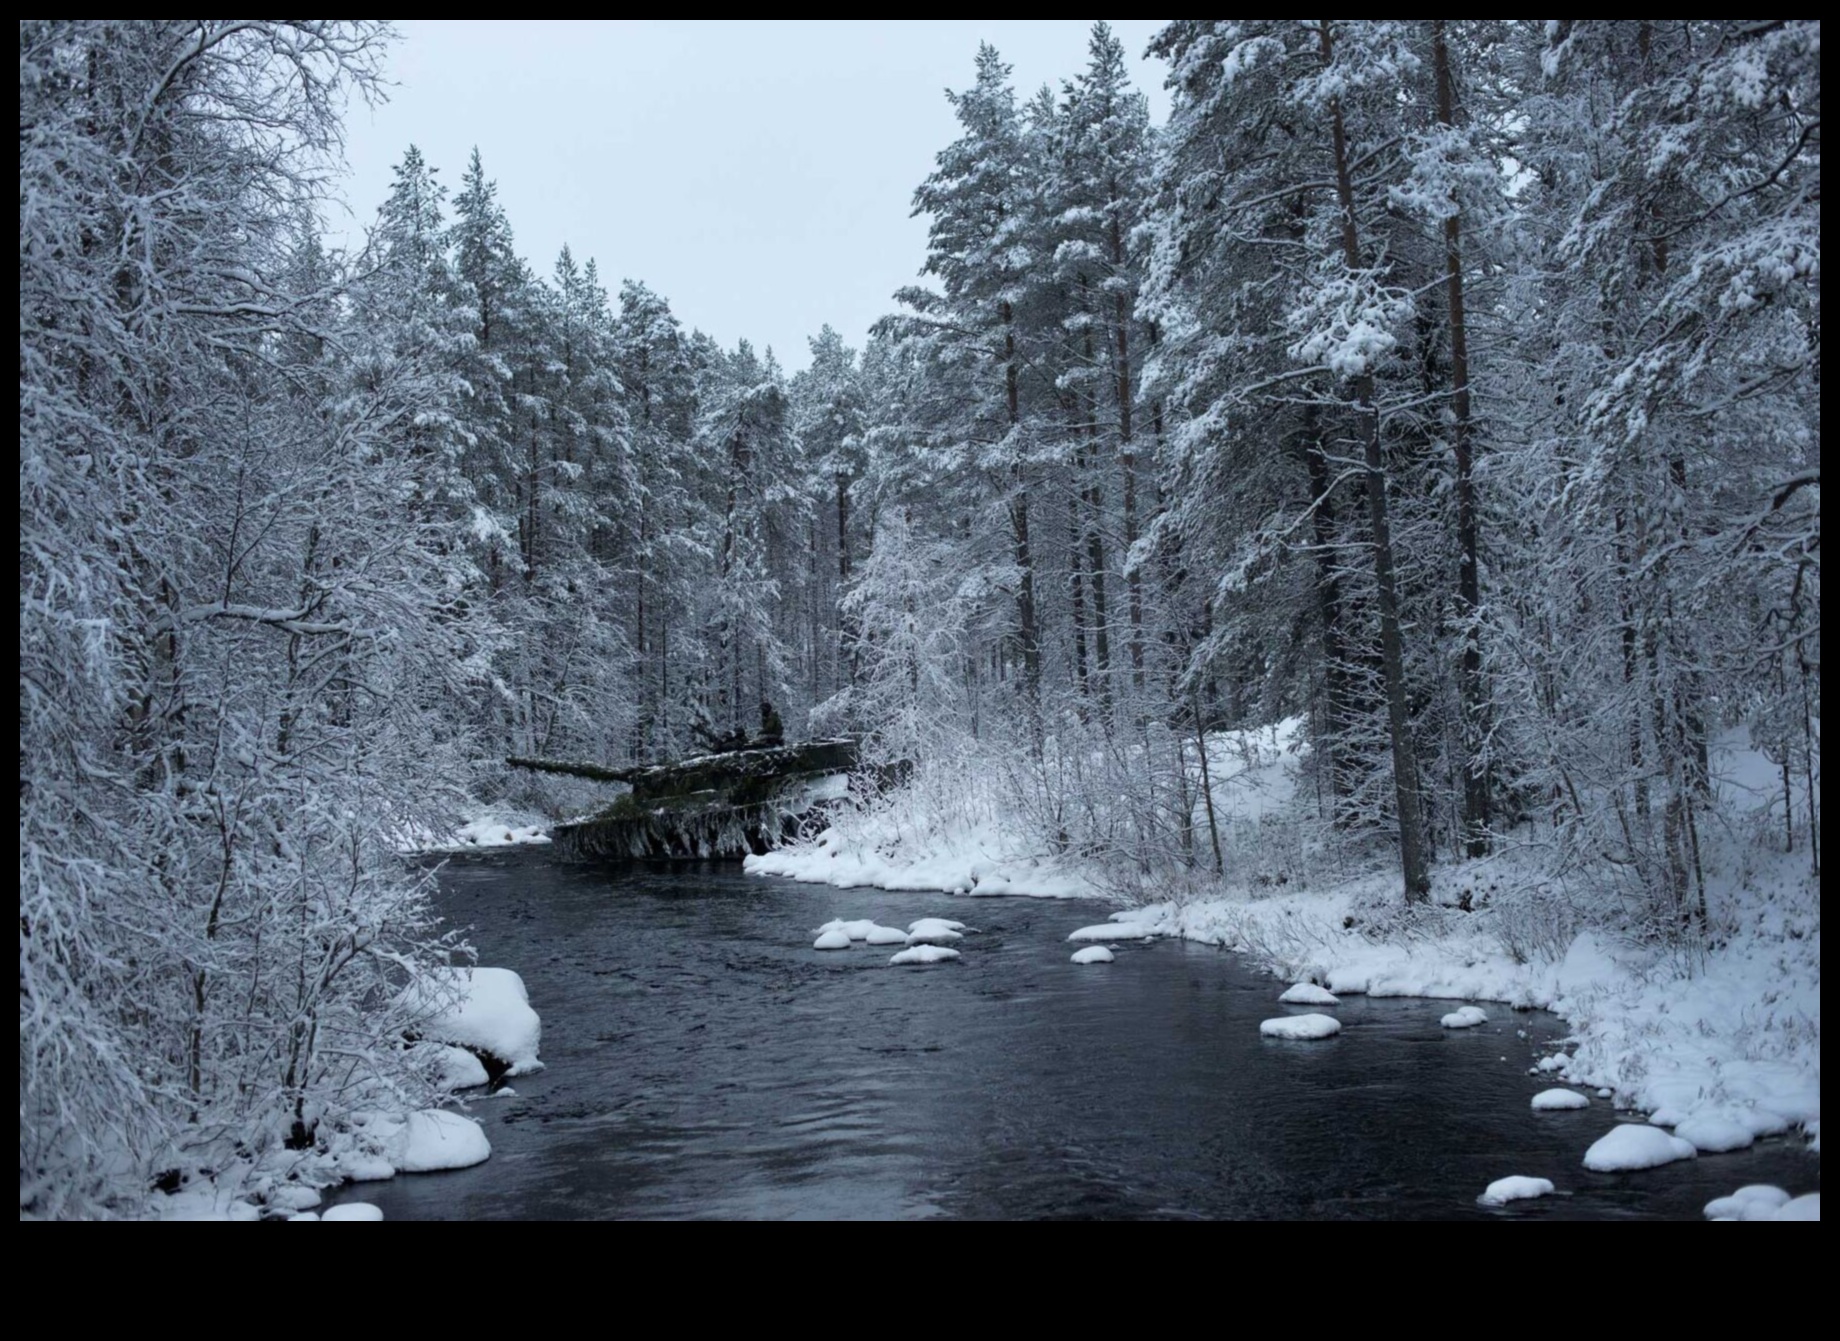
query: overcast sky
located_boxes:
[333,20,1170,371]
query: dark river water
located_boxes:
[328,849,1819,1220]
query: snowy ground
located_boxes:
[749,724,1822,1188]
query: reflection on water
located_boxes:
[327,850,1818,1220]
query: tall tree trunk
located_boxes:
[1433,21,1491,857]
[1080,314,1113,724]
[1002,300,1042,731]
[1321,19,1430,900]
[837,471,854,686]
[1301,408,1351,818]
[1105,211,1146,694]
[1067,470,1092,707]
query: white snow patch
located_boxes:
[399,809,551,853]
[1703,1185,1791,1220]
[322,1203,384,1221]
[1071,945,1115,964]
[890,944,961,966]
[1441,1005,1489,1029]
[1582,1124,1697,1172]
[419,1043,489,1091]
[1069,923,1153,942]
[813,929,854,950]
[907,917,971,945]
[1478,1176,1556,1206]
[264,1184,322,1213]
[814,918,879,940]
[400,966,543,1076]
[1278,982,1340,1005]
[392,1110,491,1173]
[1673,1112,1757,1153]
[1772,1194,1820,1221]
[1260,1013,1342,1040]
[1531,1088,1590,1111]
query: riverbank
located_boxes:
[744,729,1822,1174]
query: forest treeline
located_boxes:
[20,20,1818,1212]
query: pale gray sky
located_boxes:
[334,20,1170,371]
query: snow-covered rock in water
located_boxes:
[1582,1124,1697,1172]
[907,917,966,934]
[1260,1013,1342,1041]
[1704,1185,1791,1221]
[1071,945,1115,965]
[392,1110,491,1173]
[323,1202,384,1221]
[890,944,961,966]
[864,924,908,945]
[1278,982,1339,1006]
[1478,1176,1556,1206]
[1772,1194,1820,1221]
[1531,1088,1590,1111]
[1673,1113,1756,1153]
[1441,1005,1488,1029]
[814,918,879,941]
[419,1043,489,1091]
[1068,922,1152,942]
[906,918,969,945]
[400,967,542,1077]
[813,929,854,950]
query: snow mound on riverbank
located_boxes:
[323,1203,384,1221]
[1704,1185,1791,1220]
[1279,982,1340,1005]
[420,1043,490,1091]
[1442,1005,1488,1029]
[1072,946,1115,964]
[1583,1124,1697,1171]
[392,1110,491,1173]
[1069,922,1154,942]
[890,945,960,966]
[1772,1194,1820,1220]
[1261,1013,1341,1040]
[1532,1088,1590,1111]
[813,928,854,950]
[1478,1175,1555,1206]
[400,967,543,1076]
[1674,1113,1757,1153]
